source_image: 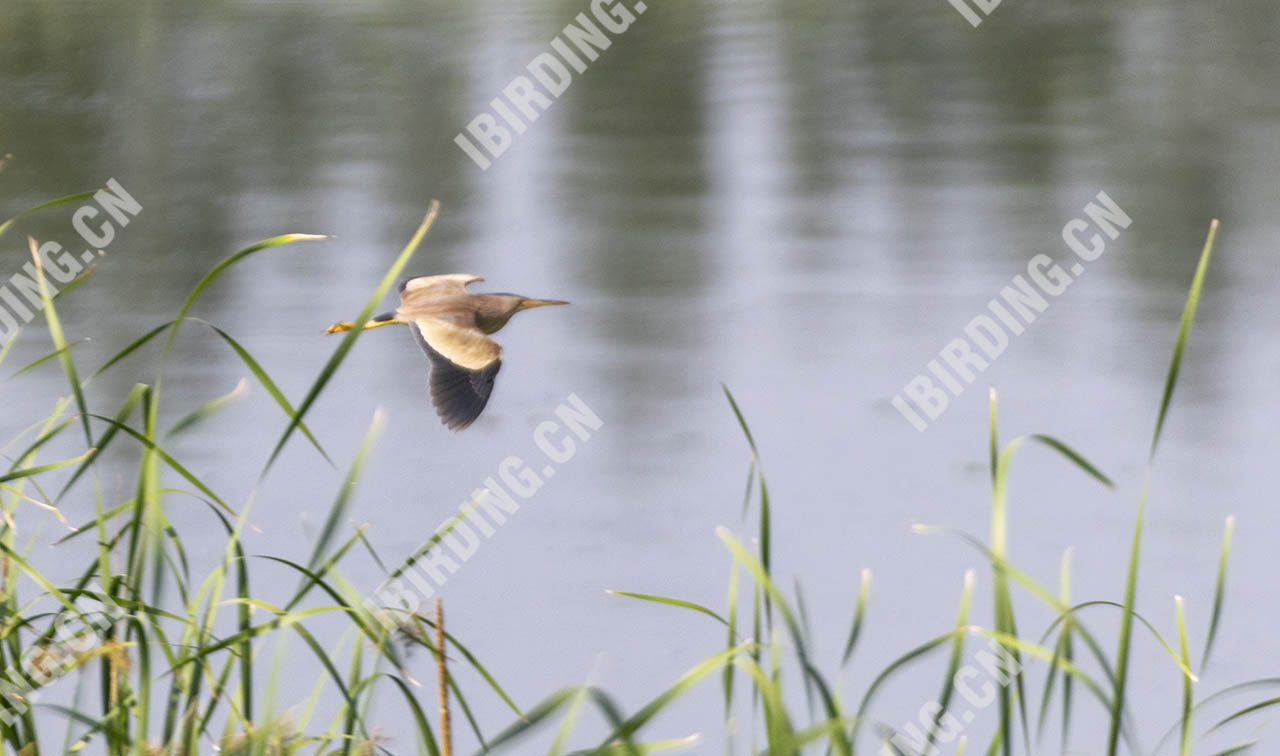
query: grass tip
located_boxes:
[27,235,43,267]
[673,733,703,748]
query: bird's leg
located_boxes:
[324,312,405,335]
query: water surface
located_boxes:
[2,0,1279,751]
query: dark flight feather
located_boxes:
[409,322,501,430]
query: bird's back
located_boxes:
[397,292,481,327]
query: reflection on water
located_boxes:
[3,0,1279,750]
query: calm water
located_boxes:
[3,0,1279,752]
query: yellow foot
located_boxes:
[325,321,353,334]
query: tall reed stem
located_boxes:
[436,597,452,756]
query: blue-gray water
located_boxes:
[3,0,1279,752]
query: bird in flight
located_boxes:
[326,274,567,430]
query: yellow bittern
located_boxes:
[326,274,567,430]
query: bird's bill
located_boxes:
[517,298,569,310]
[324,316,405,335]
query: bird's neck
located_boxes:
[474,308,514,334]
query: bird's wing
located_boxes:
[398,274,483,301]
[409,317,502,430]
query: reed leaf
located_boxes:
[263,202,438,476]
[1108,220,1219,756]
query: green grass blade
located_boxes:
[0,191,97,240]
[569,736,700,755]
[0,447,96,485]
[1151,219,1219,459]
[202,321,331,465]
[923,571,975,756]
[51,260,98,300]
[84,321,171,382]
[1027,434,1114,488]
[435,623,525,723]
[851,632,953,747]
[549,677,593,756]
[262,202,439,476]
[982,412,1110,755]
[969,629,1113,713]
[735,654,795,748]
[988,387,998,483]
[1107,441,1149,754]
[721,384,759,457]
[165,378,249,438]
[1176,595,1193,756]
[841,568,871,666]
[54,383,146,502]
[4,413,75,470]
[1201,515,1234,674]
[266,553,526,723]
[606,591,728,626]
[1205,697,1280,735]
[715,527,850,755]
[1046,599,1195,681]
[9,338,89,378]
[234,529,253,727]
[0,316,23,371]
[586,682,645,756]
[83,413,233,515]
[721,385,769,565]
[381,675,442,756]
[304,410,384,579]
[722,386,773,645]
[991,435,1029,756]
[919,525,1151,752]
[714,529,803,660]
[595,643,751,748]
[476,688,578,752]
[164,234,330,355]
[29,236,93,446]
[723,560,739,731]
[1036,548,1074,752]
[1109,220,1220,756]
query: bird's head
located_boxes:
[475,293,568,333]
